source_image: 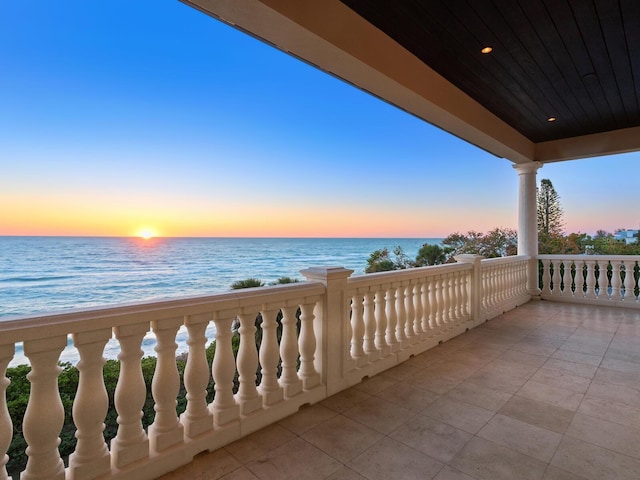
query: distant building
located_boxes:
[614,229,639,244]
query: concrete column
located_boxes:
[513,162,542,295]
[300,266,353,396]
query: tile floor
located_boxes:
[159,301,640,480]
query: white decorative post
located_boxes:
[298,300,321,389]
[21,336,67,480]
[111,324,149,469]
[257,308,284,405]
[349,293,365,365]
[513,162,542,296]
[0,345,14,480]
[300,267,353,396]
[210,311,240,426]
[279,305,303,397]
[235,308,263,415]
[149,317,184,452]
[455,255,483,325]
[181,313,214,438]
[69,329,111,480]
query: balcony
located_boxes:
[2,255,639,480]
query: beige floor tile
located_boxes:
[499,395,574,434]
[224,424,297,463]
[600,356,640,373]
[541,465,589,480]
[577,395,640,430]
[451,436,547,480]
[320,387,371,413]
[342,396,415,434]
[551,436,640,480]
[351,374,399,395]
[530,367,591,394]
[422,396,494,434]
[245,438,342,480]
[566,412,640,459]
[190,449,244,479]
[300,414,383,463]
[379,361,424,380]
[406,370,464,395]
[604,347,640,365]
[594,366,640,388]
[560,341,607,357]
[325,467,368,480]
[586,381,640,409]
[518,380,584,411]
[542,358,597,379]
[551,349,602,367]
[219,467,260,480]
[348,437,444,480]
[444,380,513,412]
[478,414,562,462]
[374,380,440,412]
[278,403,338,435]
[499,349,549,367]
[390,414,472,463]
[481,358,539,380]
[433,466,477,480]
[465,370,524,394]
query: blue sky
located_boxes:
[1,1,637,237]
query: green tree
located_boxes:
[365,246,412,273]
[537,178,564,237]
[414,243,448,266]
[442,228,517,259]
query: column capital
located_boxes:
[513,161,542,175]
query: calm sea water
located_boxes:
[0,236,440,365]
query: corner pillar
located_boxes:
[513,162,542,296]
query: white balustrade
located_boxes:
[539,255,640,307]
[0,256,544,480]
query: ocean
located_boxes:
[0,236,441,365]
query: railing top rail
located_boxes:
[480,255,531,266]
[0,281,326,345]
[537,254,640,261]
[348,263,472,290]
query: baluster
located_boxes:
[211,312,240,424]
[585,260,597,299]
[420,281,431,335]
[453,273,463,321]
[574,260,586,298]
[460,271,470,318]
[442,275,452,329]
[298,301,320,389]
[0,345,14,480]
[610,261,621,301]
[374,288,389,355]
[235,309,263,414]
[258,308,284,405]
[623,261,635,302]
[436,276,446,329]
[111,324,149,469]
[428,276,438,332]
[68,329,111,480]
[363,292,378,358]
[350,294,366,365]
[413,283,424,336]
[449,274,459,324]
[404,284,417,343]
[541,259,552,296]
[596,260,609,300]
[385,287,399,351]
[21,336,67,480]
[181,313,213,438]
[560,260,571,297]
[279,305,303,397]
[149,317,184,452]
[395,284,407,347]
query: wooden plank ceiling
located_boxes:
[340,0,640,143]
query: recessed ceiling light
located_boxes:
[547,117,557,122]
[481,46,493,54]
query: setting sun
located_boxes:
[137,228,157,240]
